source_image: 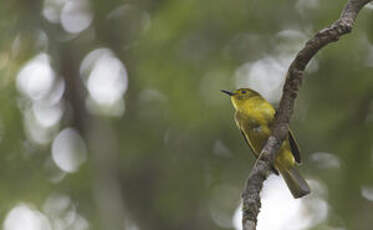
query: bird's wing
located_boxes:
[234,112,258,155]
[234,110,279,174]
[288,129,301,164]
[239,128,279,175]
[239,129,257,155]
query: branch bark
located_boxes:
[241,1,372,229]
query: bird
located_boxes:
[221,88,310,198]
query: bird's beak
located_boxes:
[221,89,235,96]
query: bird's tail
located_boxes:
[278,165,310,198]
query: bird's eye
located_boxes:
[241,90,246,94]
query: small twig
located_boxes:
[241,1,372,229]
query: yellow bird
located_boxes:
[221,88,310,198]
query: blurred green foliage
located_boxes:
[1,0,373,230]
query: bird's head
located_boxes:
[221,88,260,110]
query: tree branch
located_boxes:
[241,0,372,229]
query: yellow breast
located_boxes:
[233,96,295,167]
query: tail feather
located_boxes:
[278,165,310,198]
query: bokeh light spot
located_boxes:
[366,2,373,10]
[233,176,328,230]
[310,152,341,169]
[44,157,66,183]
[87,55,127,105]
[43,194,71,217]
[61,0,93,34]
[296,0,320,14]
[275,29,307,54]
[43,194,90,230]
[3,204,51,230]
[80,48,128,116]
[43,0,68,23]
[361,186,373,201]
[52,128,87,173]
[235,57,289,104]
[16,53,56,101]
[32,102,64,128]
[209,184,239,229]
[23,108,57,145]
[213,140,232,158]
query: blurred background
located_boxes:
[1,0,373,229]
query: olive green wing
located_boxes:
[239,129,279,175]
[288,129,301,164]
[239,129,257,156]
[234,113,257,154]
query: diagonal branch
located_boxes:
[241,0,372,229]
